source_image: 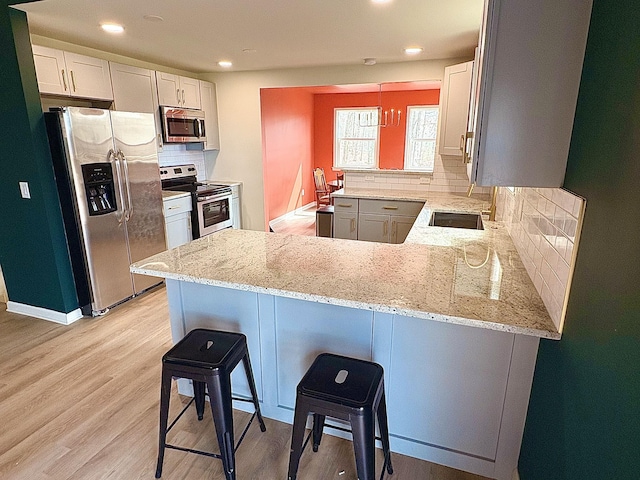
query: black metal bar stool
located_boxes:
[287,353,393,480]
[155,328,266,480]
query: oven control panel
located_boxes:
[159,164,197,181]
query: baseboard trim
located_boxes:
[6,301,83,325]
[269,201,317,227]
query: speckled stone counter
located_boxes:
[132,191,558,339]
[161,190,190,200]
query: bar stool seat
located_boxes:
[155,328,266,480]
[287,353,393,480]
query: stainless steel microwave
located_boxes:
[160,106,206,143]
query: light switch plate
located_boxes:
[365,175,374,182]
[419,177,431,184]
[19,181,31,199]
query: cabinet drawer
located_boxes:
[333,198,358,213]
[163,195,192,217]
[358,199,423,217]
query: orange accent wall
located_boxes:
[313,89,440,175]
[260,88,315,227]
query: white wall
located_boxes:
[202,59,469,231]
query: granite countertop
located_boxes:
[161,190,191,200]
[132,190,558,339]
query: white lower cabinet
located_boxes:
[358,213,389,243]
[229,183,242,229]
[390,214,416,244]
[167,281,540,480]
[333,199,359,240]
[356,198,423,244]
[162,194,192,249]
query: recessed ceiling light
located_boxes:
[363,58,377,66]
[100,23,124,34]
[372,0,392,4]
[143,15,164,23]
[218,61,233,68]
[404,47,424,55]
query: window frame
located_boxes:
[403,105,440,173]
[333,107,380,170]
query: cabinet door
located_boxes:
[358,213,389,243]
[232,196,241,229]
[438,61,473,157]
[165,214,192,249]
[199,81,220,150]
[110,63,157,113]
[63,52,113,100]
[32,45,69,96]
[390,215,416,244]
[333,212,357,240]
[388,315,514,460]
[156,72,181,107]
[180,76,201,109]
[469,0,592,187]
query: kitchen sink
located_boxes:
[429,212,484,230]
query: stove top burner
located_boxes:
[196,183,232,197]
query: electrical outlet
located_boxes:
[365,175,375,182]
[419,177,431,184]
[19,181,31,199]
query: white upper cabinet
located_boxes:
[32,45,66,95]
[467,0,593,187]
[32,45,113,101]
[199,80,220,150]
[438,61,473,157]
[156,72,201,109]
[110,63,158,113]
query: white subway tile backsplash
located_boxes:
[497,186,585,332]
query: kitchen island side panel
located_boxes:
[164,279,535,479]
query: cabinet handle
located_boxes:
[460,134,465,151]
[61,69,68,91]
[70,70,76,92]
[338,203,353,208]
[176,88,181,105]
[350,218,356,232]
[383,220,388,236]
[167,206,180,210]
[392,220,397,236]
[463,131,474,164]
[182,89,186,104]
[382,206,398,210]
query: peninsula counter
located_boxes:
[131,193,557,480]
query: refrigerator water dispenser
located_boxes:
[82,163,117,216]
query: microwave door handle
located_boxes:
[111,149,125,224]
[119,150,133,221]
[193,118,200,138]
[200,119,205,138]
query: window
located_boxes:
[334,108,379,169]
[404,106,439,172]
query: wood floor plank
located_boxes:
[0,287,490,479]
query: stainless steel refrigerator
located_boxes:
[45,107,166,315]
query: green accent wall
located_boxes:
[0,6,79,313]
[519,0,640,478]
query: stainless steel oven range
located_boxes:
[160,164,233,238]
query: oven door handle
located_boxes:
[198,193,231,202]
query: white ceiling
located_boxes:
[16,0,484,74]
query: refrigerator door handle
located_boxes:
[111,149,126,225]
[119,150,133,221]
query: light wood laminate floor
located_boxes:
[0,288,490,480]
[270,205,316,236]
